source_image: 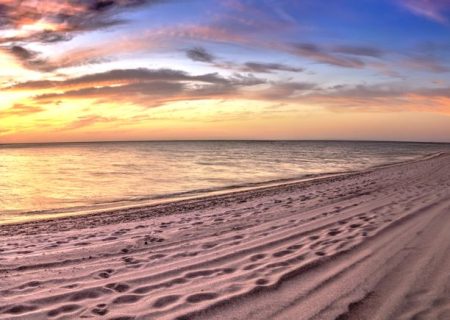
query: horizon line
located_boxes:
[1,139,449,146]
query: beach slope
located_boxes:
[1,153,449,320]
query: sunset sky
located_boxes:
[1,0,449,143]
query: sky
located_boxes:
[0,0,449,143]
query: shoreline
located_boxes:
[1,152,449,320]
[1,151,443,227]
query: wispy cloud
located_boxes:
[299,83,450,114]
[0,0,170,44]
[185,46,304,73]
[290,43,365,69]
[399,0,450,24]
[402,56,450,73]
[0,0,172,71]
[60,115,117,130]
[0,103,44,118]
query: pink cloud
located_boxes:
[399,0,450,24]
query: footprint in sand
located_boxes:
[112,294,143,304]
[69,287,108,302]
[148,253,166,260]
[106,283,130,293]
[328,229,342,236]
[250,253,267,261]
[273,250,293,257]
[287,244,303,250]
[186,292,218,303]
[255,278,269,285]
[202,242,217,249]
[91,307,108,316]
[47,304,81,317]
[3,304,38,315]
[152,295,181,308]
[97,269,114,279]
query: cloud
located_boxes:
[332,45,384,58]
[2,43,106,73]
[7,67,266,107]
[399,42,450,73]
[185,46,304,73]
[34,81,185,101]
[255,81,316,100]
[290,43,365,68]
[265,82,450,114]
[228,73,266,86]
[1,1,390,74]
[319,84,408,99]
[2,45,51,71]
[398,0,450,24]
[158,24,248,45]
[186,47,216,62]
[0,1,173,72]
[217,0,298,33]
[8,45,36,61]
[12,64,449,115]
[60,115,117,130]
[6,67,450,118]
[242,62,303,73]
[7,68,233,91]
[402,56,450,73]
[162,7,380,71]
[36,34,167,71]
[0,0,169,44]
[299,83,450,114]
[0,103,44,118]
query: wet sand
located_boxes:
[1,153,449,320]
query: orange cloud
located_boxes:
[0,103,44,118]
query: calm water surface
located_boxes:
[0,141,448,223]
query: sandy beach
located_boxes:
[1,152,449,320]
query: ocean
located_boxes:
[0,140,448,224]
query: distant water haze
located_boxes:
[0,141,448,224]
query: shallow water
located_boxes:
[0,140,448,222]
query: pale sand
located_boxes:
[1,153,449,320]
